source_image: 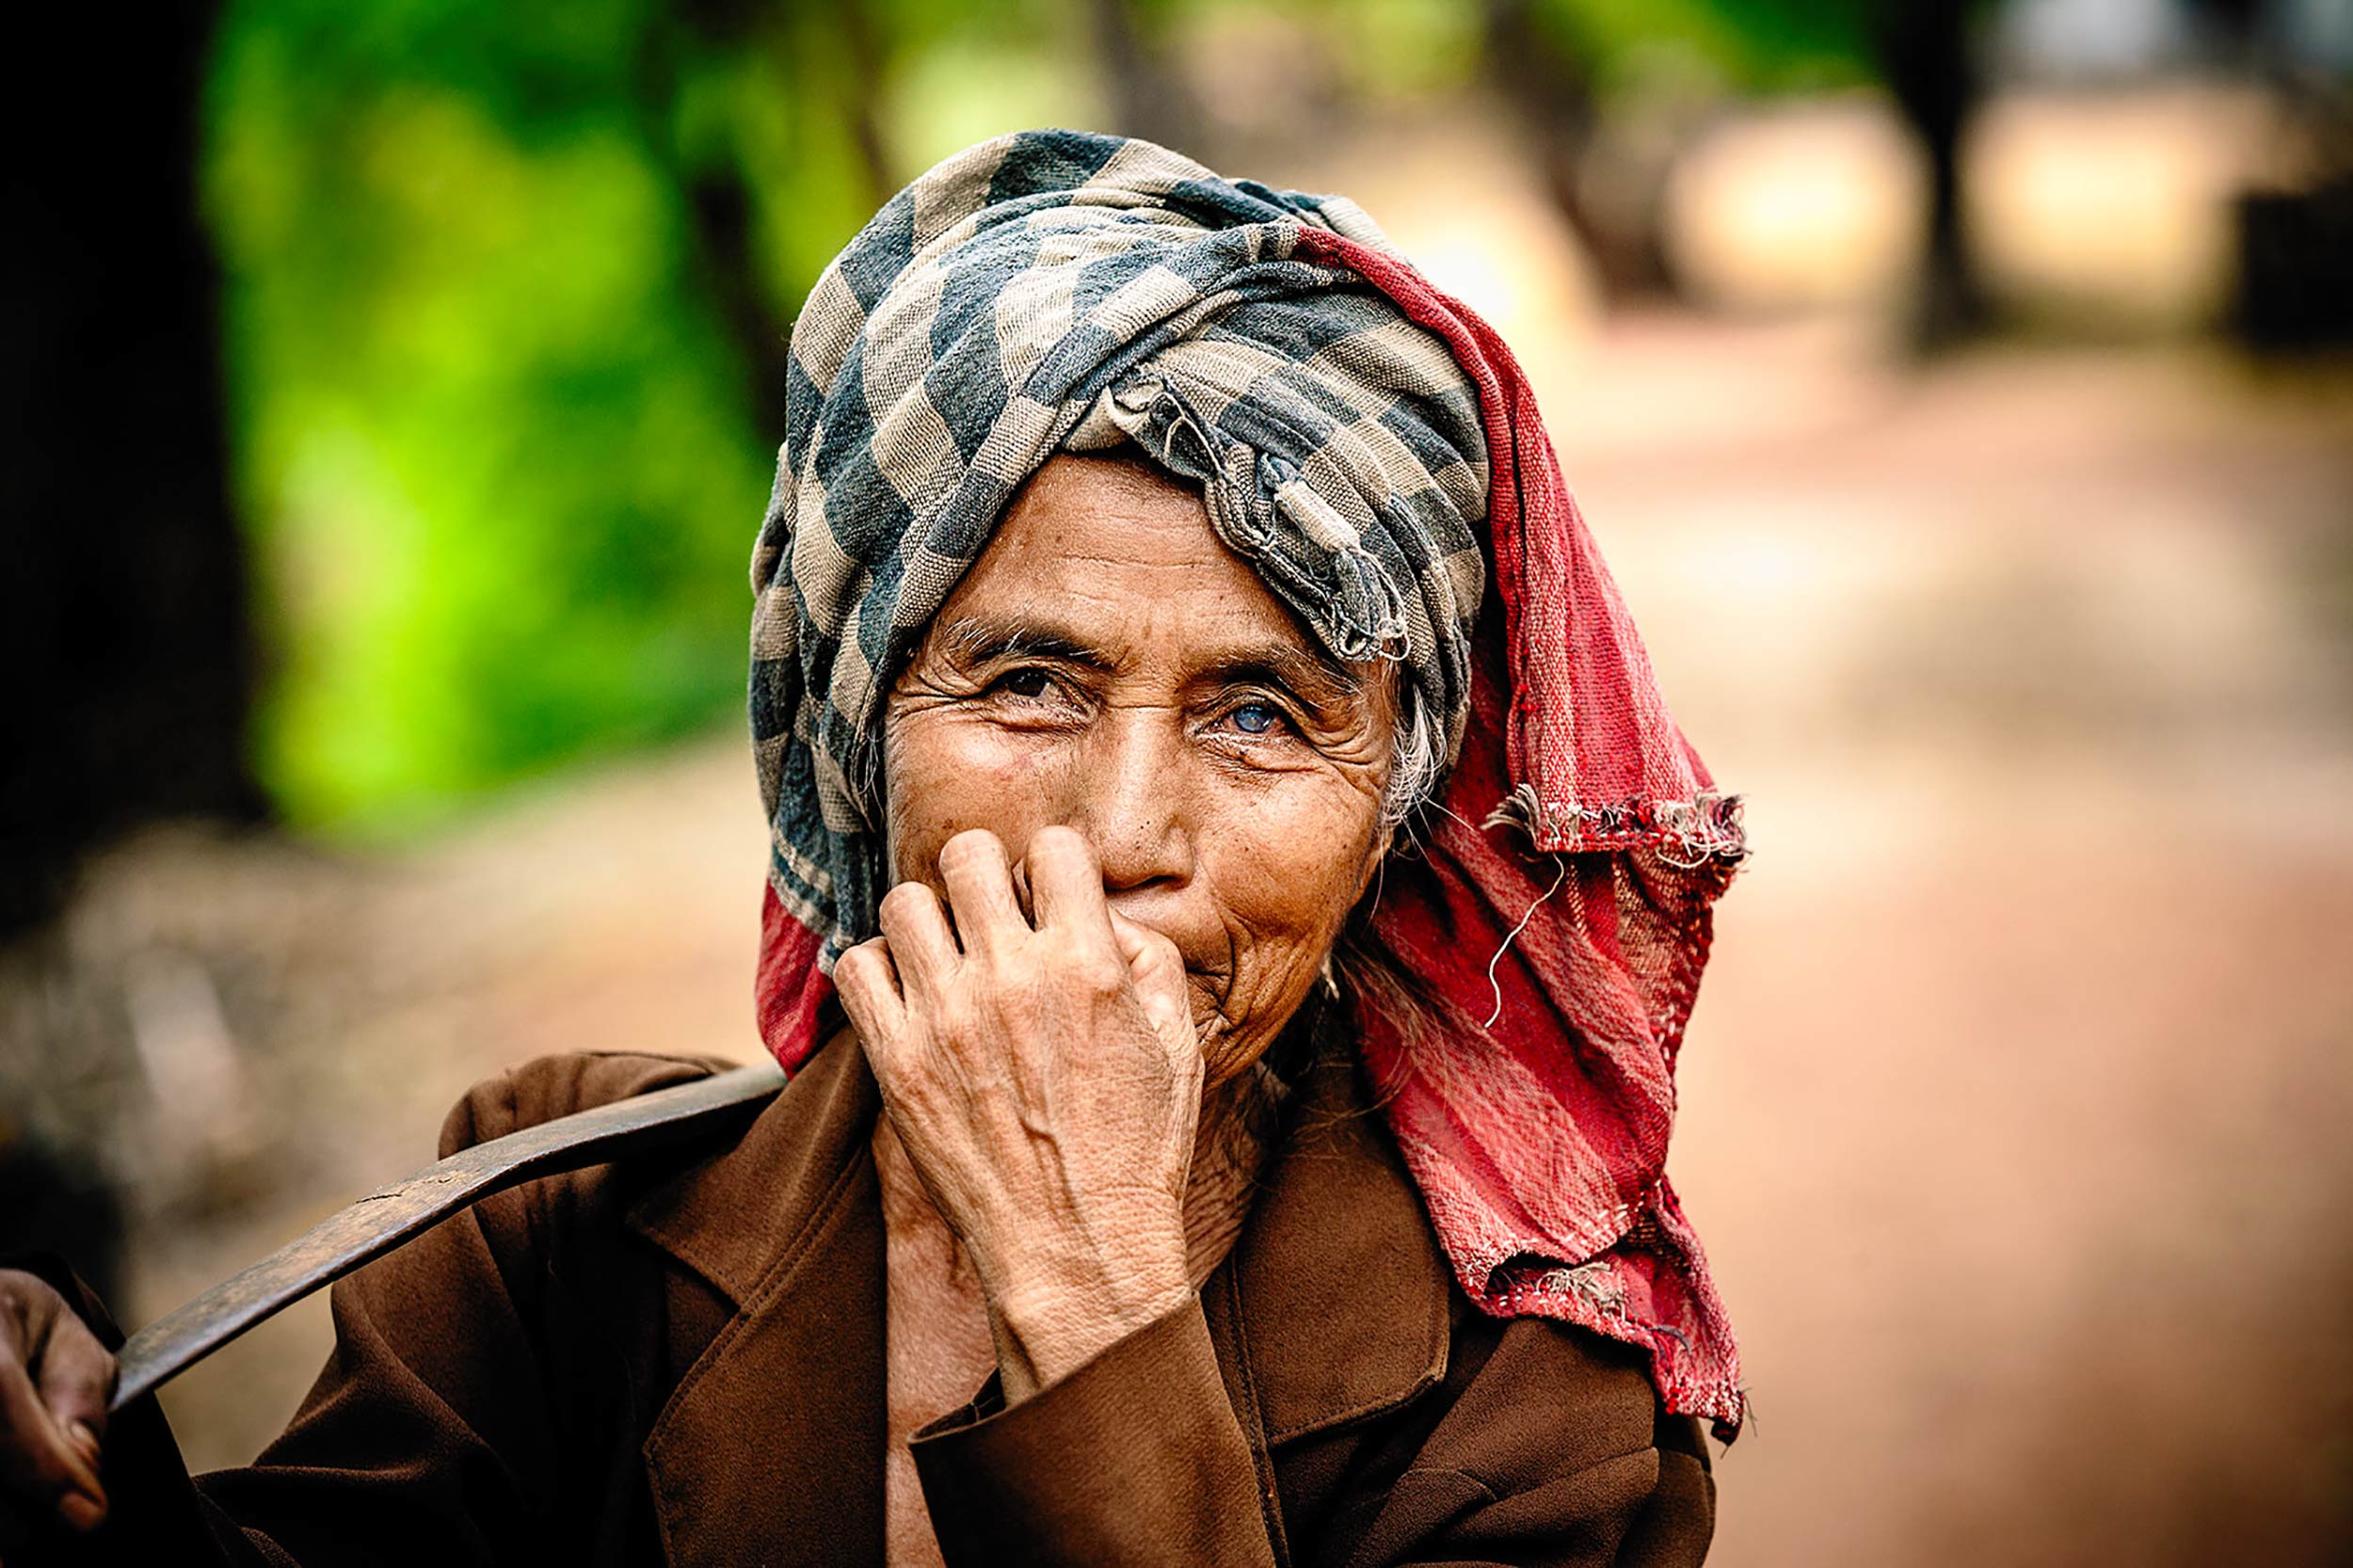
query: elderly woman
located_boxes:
[0,131,1745,1567]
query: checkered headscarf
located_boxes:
[750,130,1750,1437]
[750,132,1487,970]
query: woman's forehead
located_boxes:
[928,454,1373,696]
[988,451,1213,560]
[957,454,1244,602]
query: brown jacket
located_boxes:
[62,1041,1715,1567]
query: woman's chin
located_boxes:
[1193,1015,1288,1092]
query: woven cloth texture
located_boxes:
[747,129,1749,1436]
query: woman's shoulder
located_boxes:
[1316,1306,1715,1563]
[432,1049,744,1158]
[418,1049,770,1296]
[1442,1307,1715,1477]
[430,1038,880,1310]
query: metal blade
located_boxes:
[111,1060,784,1412]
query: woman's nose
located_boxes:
[1067,706,1193,892]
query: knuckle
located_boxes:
[45,1356,110,1413]
[938,828,1002,870]
[0,1272,59,1326]
[1,1437,70,1497]
[1029,824,1091,865]
[1041,932,1122,992]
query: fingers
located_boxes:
[1107,909,1192,1043]
[936,831,1029,954]
[0,1288,107,1536]
[32,1315,111,1454]
[876,881,959,1002]
[1008,857,1034,925]
[1027,826,1113,937]
[833,936,906,1042]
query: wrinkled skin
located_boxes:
[836,452,1396,1398]
[0,454,1402,1545]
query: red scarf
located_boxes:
[1298,228,1745,1439]
[753,225,1747,1441]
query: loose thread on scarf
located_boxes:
[1482,856,1569,1031]
[750,131,1748,1435]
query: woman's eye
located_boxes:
[996,667,1052,699]
[1227,701,1286,737]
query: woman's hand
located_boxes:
[836,825,1203,1400]
[0,1270,114,1552]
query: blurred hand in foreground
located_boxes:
[0,1268,115,1559]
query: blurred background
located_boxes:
[6,0,2352,1561]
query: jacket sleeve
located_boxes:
[909,1295,1280,1568]
[29,1053,718,1568]
[908,1297,1714,1568]
[1337,1314,1718,1568]
[1339,1416,1715,1567]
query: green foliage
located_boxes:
[202,0,1878,834]
[208,0,762,830]
[206,0,1126,834]
[1309,0,1487,100]
[1533,0,1875,100]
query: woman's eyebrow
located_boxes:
[933,616,1363,703]
[1207,643,1365,705]
[933,615,1109,670]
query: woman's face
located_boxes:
[882,454,1396,1086]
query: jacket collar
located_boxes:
[627,1034,886,1567]
[622,1031,1449,1561]
[1207,1047,1453,1447]
[626,1027,879,1306]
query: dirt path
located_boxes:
[10,315,2350,1562]
[1558,319,2353,1566]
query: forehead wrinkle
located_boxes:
[933,603,1369,706]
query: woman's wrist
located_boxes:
[980,1232,1192,1401]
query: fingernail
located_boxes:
[66,1420,101,1468]
[58,1489,106,1531]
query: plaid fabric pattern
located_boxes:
[751,131,1488,965]
[750,130,1749,1438]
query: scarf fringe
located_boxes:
[1481,780,1749,869]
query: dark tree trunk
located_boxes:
[1874,0,1989,345]
[1480,0,1671,304]
[1,0,262,936]
[632,0,799,448]
[1091,0,1206,156]
[829,0,899,214]
[633,0,892,445]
